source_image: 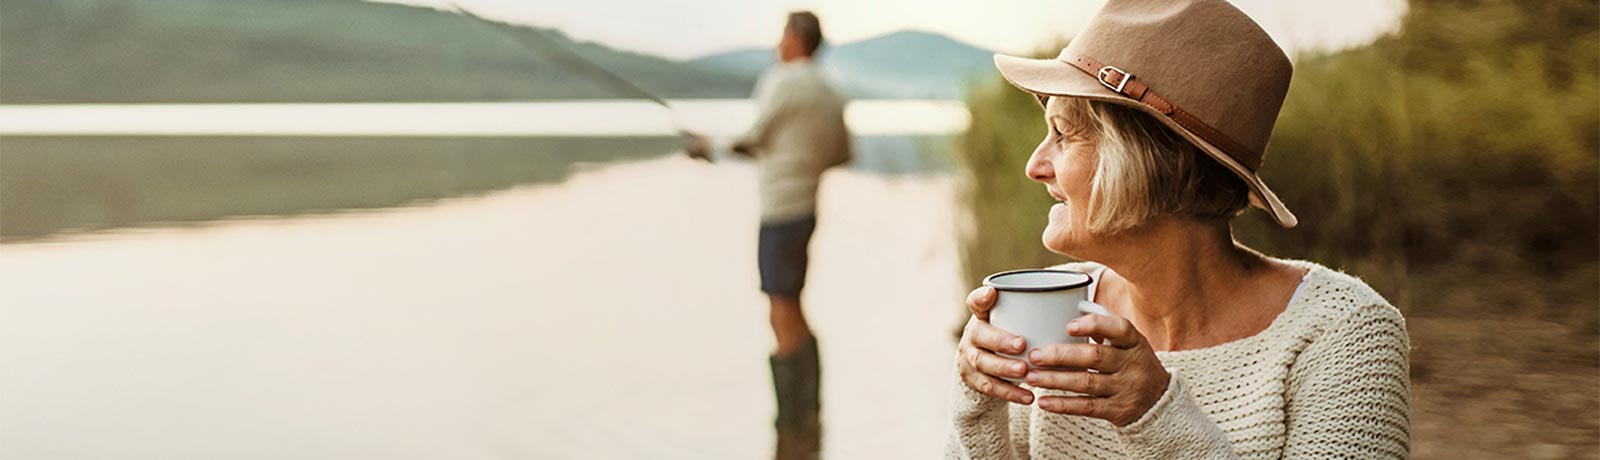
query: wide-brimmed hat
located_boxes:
[994,0,1298,227]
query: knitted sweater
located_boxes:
[946,260,1411,459]
[737,61,851,224]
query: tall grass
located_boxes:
[952,66,1066,287]
[952,0,1598,328]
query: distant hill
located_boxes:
[689,49,774,78]
[0,0,755,103]
[0,0,995,103]
[693,30,998,99]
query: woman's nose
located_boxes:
[1025,140,1055,183]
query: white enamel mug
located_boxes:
[982,269,1110,382]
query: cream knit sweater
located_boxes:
[946,260,1411,459]
[737,61,851,224]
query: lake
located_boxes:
[0,101,970,459]
[0,100,969,137]
[0,100,967,241]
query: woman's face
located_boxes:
[1026,97,1101,255]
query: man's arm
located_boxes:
[733,72,799,156]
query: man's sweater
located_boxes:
[737,60,851,224]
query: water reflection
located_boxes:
[0,156,961,459]
[0,134,951,242]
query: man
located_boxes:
[687,11,850,460]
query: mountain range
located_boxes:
[693,30,997,99]
[0,0,997,103]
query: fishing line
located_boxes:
[440,0,697,138]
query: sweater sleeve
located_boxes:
[1113,371,1239,458]
[734,70,798,152]
[1113,303,1412,459]
[945,354,1030,459]
[1280,303,1412,458]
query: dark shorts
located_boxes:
[758,215,817,299]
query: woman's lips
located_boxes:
[1050,202,1067,218]
[1048,189,1068,217]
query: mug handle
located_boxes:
[1076,301,1111,345]
[1077,300,1110,316]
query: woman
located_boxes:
[947,0,1411,458]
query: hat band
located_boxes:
[1056,51,1263,171]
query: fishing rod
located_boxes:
[439,0,708,158]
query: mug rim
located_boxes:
[983,269,1093,292]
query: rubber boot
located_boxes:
[771,338,822,460]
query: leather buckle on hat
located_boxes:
[1097,66,1133,94]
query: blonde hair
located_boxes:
[1048,97,1250,234]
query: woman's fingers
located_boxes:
[956,288,1037,405]
[1027,343,1128,373]
[1068,314,1143,349]
[966,318,1026,355]
[964,343,1028,380]
[1035,395,1114,418]
[1039,314,1171,427]
[965,286,998,320]
[961,320,1027,378]
[1024,369,1117,396]
[960,366,1035,405]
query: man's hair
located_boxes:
[1047,97,1251,234]
[786,11,824,56]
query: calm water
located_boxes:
[0,102,968,458]
[0,100,969,137]
[0,100,963,241]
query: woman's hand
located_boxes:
[1024,314,1171,427]
[956,286,1035,405]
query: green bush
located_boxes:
[952,55,1068,287]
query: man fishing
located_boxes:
[687,11,851,460]
[443,3,846,457]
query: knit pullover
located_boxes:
[947,260,1412,459]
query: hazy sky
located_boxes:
[374,0,1406,59]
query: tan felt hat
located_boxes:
[994,0,1298,227]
